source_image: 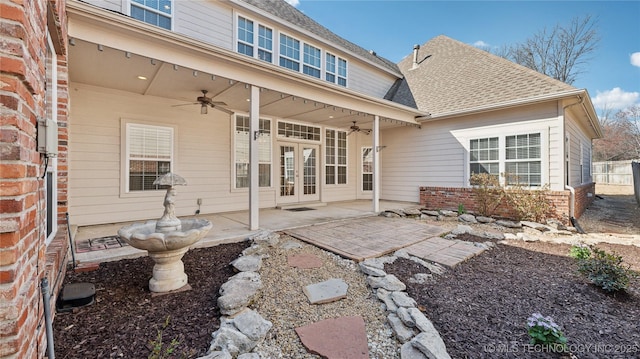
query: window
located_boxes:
[258,25,273,62]
[279,34,300,71]
[337,58,347,86]
[470,137,499,178]
[277,121,320,141]
[45,33,58,245]
[505,133,541,186]
[235,116,271,188]
[326,129,347,185]
[581,142,591,184]
[131,0,172,30]
[362,147,373,191]
[127,124,173,192]
[325,53,336,83]
[237,16,254,57]
[303,44,321,78]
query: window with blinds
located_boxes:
[127,124,173,191]
[235,116,271,188]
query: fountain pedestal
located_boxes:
[148,247,190,292]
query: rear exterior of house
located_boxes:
[1,1,602,357]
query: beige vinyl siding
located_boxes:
[348,62,397,98]
[565,110,592,186]
[81,0,122,12]
[69,84,276,226]
[174,1,233,50]
[380,102,564,203]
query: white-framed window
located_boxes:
[337,58,347,86]
[469,137,499,178]
[362,147,373,191]
[277,121,320,141]
[126,123,173,192]
[303,43,321,78]
[45,32,58,245]
[235,115,271,188]
[279,33,300,71]
[237,16,254,57]
[325,129,347,185]
[505,133,541,186]
[257,24,273,62]
[130,0,172,30]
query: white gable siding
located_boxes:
[174,1,233,50]
[380,102,564,203]
[69,84,277,226]
[348,62,396,98]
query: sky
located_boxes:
[284,0,640,114]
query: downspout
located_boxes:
[562,95,584,226]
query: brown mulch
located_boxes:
[53,241,249,359]
[385,234,640,359]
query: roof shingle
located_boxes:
[389,35,576,115]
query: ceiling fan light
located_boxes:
[200,104,208,114]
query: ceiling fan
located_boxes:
[348,121,372,135]
[173,90,233,115]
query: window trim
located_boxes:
[232,114,273,190]
[128,0,173,30]
[236,15,255,57]
[120,120,177,198]
[361,146,373,192]
[45,32,58,245]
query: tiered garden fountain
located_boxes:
[118,173,212,293]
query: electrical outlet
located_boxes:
[197,198,202,205]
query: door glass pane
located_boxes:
[280,146,295,196]
[303,147,316,195]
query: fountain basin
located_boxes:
[118,218,213,292]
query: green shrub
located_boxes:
[577,248,635,293]
[501,173,554,222]
[526,313,567,351]
[569,244,591,260]
[469,173,503,217]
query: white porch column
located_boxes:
[373,115,380,213]
[249,85,260,230]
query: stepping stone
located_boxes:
[295,316,369,359]
[288,253,323,269]
[303,278,348,304]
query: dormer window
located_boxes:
[279,34,300,71]
[130,0,172,30]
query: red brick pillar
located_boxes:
[0,0,68,357]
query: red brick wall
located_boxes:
[574,182,596,218]
[418,185,588,225]
[0,1,69,357]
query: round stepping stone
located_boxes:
[287,253,323,269]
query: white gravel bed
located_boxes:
[251,236,400,358]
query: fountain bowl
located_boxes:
[118,218,213,292]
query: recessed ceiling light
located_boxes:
[137,76,147,80]
[329,115,334,119]
[246,98,250,102]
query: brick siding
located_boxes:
[0,1,69,357]
[419,183,596,225]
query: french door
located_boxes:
[278,143,320,204]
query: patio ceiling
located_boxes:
[69,36,418,130]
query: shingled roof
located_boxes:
[388,35,577,116]
[240,0,401,75]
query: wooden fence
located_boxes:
[592,160,636,185]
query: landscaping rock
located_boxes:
[231,309,272,341]
[421,210,440,217]
[458,214,477,223]
[396,307,416,327]
[381,211,402,218]
[218,272,262,316]
[237,354,260,359]
[249,231,280,246]
[231,255,262,272]
[440,210,458,217]
[411,331,452,359]
[391,291,417,308]
[403,208,422,217]
[303,278,348,304]
[472,230,504,240]
[388,313,416,343]
[451,225,472,235]
[367,274,406,291]
[242,244,268,256]
[376,288,398,312]
[401,341,429,359]
[495,219,522,228]
[359,262,387,277]
[520,221,550,232]
[280,240,303,250]
[198,350,232,359]
[409,273,432,284]
[503,233,518,240]
[209,326,256,356]
[476,216,495,223]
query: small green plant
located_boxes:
[148,316,180,359]
[469,173,503,216]
[526,313,567,351]
[569,244,591,260]
[577,248,635,293]
[457,203,466,215]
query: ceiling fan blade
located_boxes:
[363,129,372,135]
[211,105,234,115]
[210,101,227,106]
[171,102,199,107]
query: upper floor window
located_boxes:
[126,123,173,192]
[131,0,172,30]
[237,16,254,56]
[303,44,321,78]
[258,25,273,62]
[326,53,347,87]
[279,34,300,71]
